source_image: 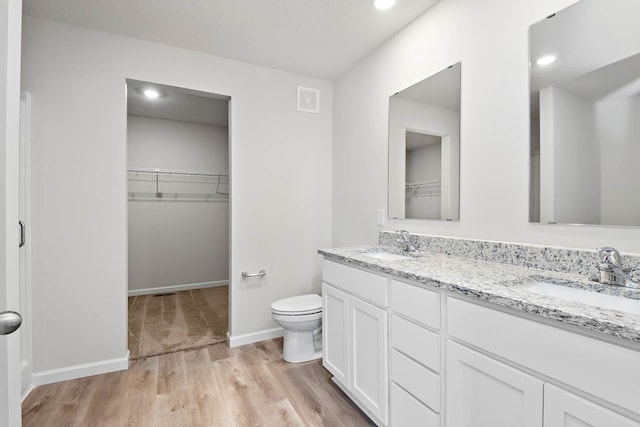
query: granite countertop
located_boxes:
[318,245,640,344]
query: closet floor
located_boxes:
[128,285,228,360]
[22,338,374,427]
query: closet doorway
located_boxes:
[125,79,230,360]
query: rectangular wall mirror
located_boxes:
[529,0,640,226]
[388,62,461,221]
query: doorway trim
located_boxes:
[19,90,33,400]
[123,78,233,349]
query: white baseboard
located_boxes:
[21,384,34,403]
[21,361,33,402]
[128,280,228,297]
[228,327,284,348]
[30,351,130,388]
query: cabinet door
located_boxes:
[322,283,349,386]
[544,384,640,427]
[447,341,543,427]
[350,297,388,424]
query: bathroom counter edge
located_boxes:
[318,245,640,345]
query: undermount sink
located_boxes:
[362,252,411,261]
[518,280,640,316]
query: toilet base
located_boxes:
[282,329,323,363]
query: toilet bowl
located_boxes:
[271,294,323,363]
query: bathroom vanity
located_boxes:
[319,235,640,427]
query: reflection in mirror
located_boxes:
[529,0,640,226]
[388,63,461,221]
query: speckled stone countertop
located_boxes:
[318,245,640,345]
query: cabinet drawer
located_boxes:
[322,260,388,307]
[391,349,440,412]
[391,280,440,328]
[391,314,440,372]
[391,382,439,427]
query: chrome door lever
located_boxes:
[0,311,22,335]
[19,220,25,248]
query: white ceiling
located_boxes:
[127,79,230,127]
[23,0,441,80]
[529,0,640,98]
[528,0,640,124]
[406,130,440,151]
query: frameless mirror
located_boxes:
[388,63,461,221]
[529,0,640,226]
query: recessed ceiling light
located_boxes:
[373,0,396,10]
[143,89,160,99]
[536,55,556,66]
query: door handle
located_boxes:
[0,311,22,335]
[19,220,25,248]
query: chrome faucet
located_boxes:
[596,247,639,289]
[396,230,417,253]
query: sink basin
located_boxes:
[518,281,640,315]
[362,252,411,261]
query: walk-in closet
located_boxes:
[125,80,230,359]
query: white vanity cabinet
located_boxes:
[322,260,389,426]
[321,257,640,427]
[447,297,640,427]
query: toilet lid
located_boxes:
[271,294,322,315]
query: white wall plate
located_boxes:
[297,86,320,113]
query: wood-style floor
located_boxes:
[22,338,374,427]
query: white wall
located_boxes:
[530,153,540,222]
[539,86,600,225]
[406,144,441,183]
[128,116,229,172]
[598,94,640,225]
[127,116,229,292]
[333,0,640,254]
[21,17,332,377]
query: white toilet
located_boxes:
[271,294,323,363]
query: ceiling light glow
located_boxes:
[143,89,160,99]
[373,0,396,10]
[536,55,556,66]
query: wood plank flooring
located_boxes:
[22,338,374,427]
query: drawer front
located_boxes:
[391,382,439,427]
[322,260,388,307]
[391,280,440,329]
[447,297,640,417]
[391,349,440,412]
[391,314,440,372]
